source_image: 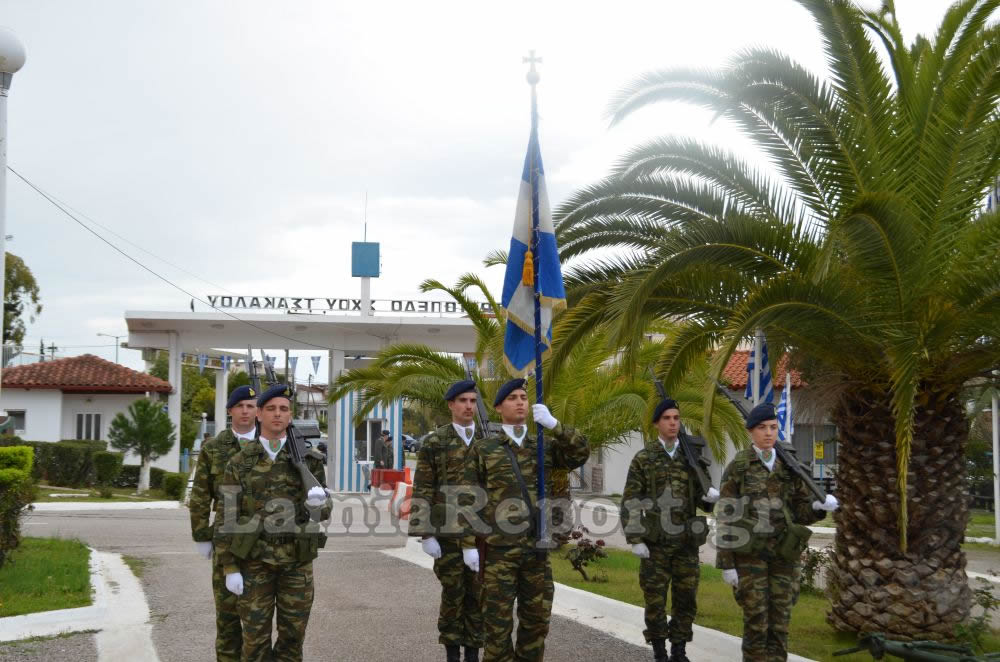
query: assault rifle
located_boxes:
[647,368,714,497]
[464,365,503,440]
[713,381,827,502]
[251,346,324,494]
[834,633,998,660]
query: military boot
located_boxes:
[445,644,461,662]
[463,647,479,662]
[669,641,690,662]
[651,638,668,662]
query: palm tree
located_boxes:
[554,0,1000,638]
[108,399,176,493]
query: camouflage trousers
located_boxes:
[732,550,800,662]
[211,559,243,661]
[238,559,315,662]
[433,538,484,648]
[482,543,553,662]
[638,543,699,644]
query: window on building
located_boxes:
[353,419,383,462]
[76,413,103,441]
[7,410,25,434]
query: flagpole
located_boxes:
[752,331,762,407]
[784,372,792,440]
[525,50,547,550]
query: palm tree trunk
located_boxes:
[826,385,972,639]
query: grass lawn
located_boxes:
[0,538,92,617]
[550,548,1000,662]
[968,509,997,539]
[34,484,172,502]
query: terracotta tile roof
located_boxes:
[3,354,172,393]
[721,350,804,390]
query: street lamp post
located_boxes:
[97,333,125,364]
[0,28,26,415]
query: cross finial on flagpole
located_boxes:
[524,50,542,86]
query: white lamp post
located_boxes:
[0,28,25,415]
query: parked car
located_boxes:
[402,434,419,452]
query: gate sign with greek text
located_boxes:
[205,295,490,315]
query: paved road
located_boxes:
[17,505,647,662]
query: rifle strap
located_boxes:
[502,444,540,540]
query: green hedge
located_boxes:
[162,472,186,500]
[93,451,124,486]
[113,465,166,490]
[0,446,35,569]
[0,439,106,487]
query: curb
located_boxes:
[0,548,160,660]
[31,501,181,511]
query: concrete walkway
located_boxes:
[0,548,159,661]
[31,501,180,511]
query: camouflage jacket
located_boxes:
[214,438,331,575]
[715,448,821,569]
[188,429,247,543]
[620,437,714,546]
[462,422,589,548]
[374,440,395,469]
[408,423,476,539]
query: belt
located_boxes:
[260,532,297,543]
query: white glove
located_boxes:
[531,404,558,430]
[195,541,213,560]
[631,543,650,559]
[225,572,244,596]
[722,569,739,587]
[704,487,720,503]
[421,537,442,559]
[812,494,839,512]
[463,547,480,573]
[306,486,327,507]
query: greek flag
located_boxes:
[501,128,566,376]
[776,377,793,441]
[745,339,775,404]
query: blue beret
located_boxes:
[445,380,477,401]
[745,402,777,429]
[226,385,257,409]
[493,378,526,407]
[257,383,293,408]
[652,398,679,423]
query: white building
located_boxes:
[1,353,174,469]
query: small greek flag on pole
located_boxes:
[776,373,793,441]
[745,336,775,405]
[500,104,566,376]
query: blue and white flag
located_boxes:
[311,355,322,374]
[288,356,298,377]
[776,377,793,441]
[745,339,775,404]
[501,129,566,376]
[197,353,208,374]
[220,355,231,373]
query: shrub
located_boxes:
[93,451,124,485]
[46,440,106,487]
[556,526,608,582]
[0,446,35,569]
[162,472,187,500]
[150,467,166,490]
[112,465,168,490]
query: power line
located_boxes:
[8,166,366,353]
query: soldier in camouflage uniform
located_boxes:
[716,402,838,662]
[188,384,258,662]
[409,379,484,662]
[621,398,719,662]
[375,430,395,469]
[461,378,589,662]
[214,383,332,662]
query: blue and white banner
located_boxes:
[745,338,775,404]
[220,355,231,373]
[197,353,208,374]
[776,376,793,441]
[311,355,322,374]
[501,129,566,376]
[288,356,298,377]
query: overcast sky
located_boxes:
[0,0,958,381]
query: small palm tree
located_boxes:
[108,399,176,493]
[555,0,999,636]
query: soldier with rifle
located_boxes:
[188,383,257,661]
[409,378,486,662]
[461,378,589,662]
[716,402,839,662]
[621,388,720,662]
[214,358,331,661]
